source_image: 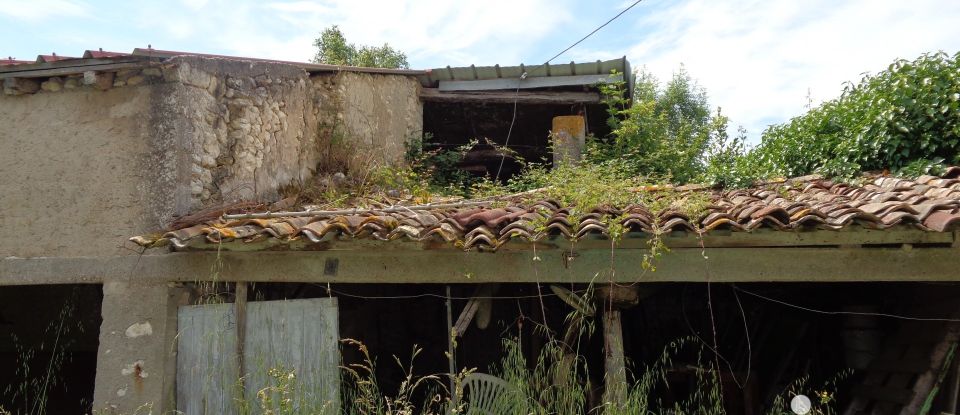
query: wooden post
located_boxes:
[235,282,248,389]
[446,285,456,402]
[551,115,586,166]
[603,307,627,405]
[597,286,639,408]
[945,348,960,413]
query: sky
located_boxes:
[2,0,960,143]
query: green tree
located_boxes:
[591,66,726,184]
[750,51,960,178]
[312,25,410,69]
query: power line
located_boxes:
[734,285,960,322]
[540,0,645,72]
[494,0,645,180]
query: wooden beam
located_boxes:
[0,62,148,79]
[438,73,622,91]
[167,227,957,252]
[453,284,498,336]
[3,245,960,285]
[0,57,146,74]
[420,88,600,104]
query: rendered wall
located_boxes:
[313,71,423,172]
[0,83,160,258]
[0,57,423,259]
[0,57,423,412]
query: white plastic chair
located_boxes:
[461,373,519,415]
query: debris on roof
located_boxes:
[132,167,960,251]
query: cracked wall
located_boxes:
[0,56,422,258]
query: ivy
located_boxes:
[750,51,960,178]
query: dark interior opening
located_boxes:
[422,99,610,181]
[246,281,960,413]
[0,285,103,414]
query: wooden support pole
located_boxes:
[945,347,960,413]
[235,282,248,389]
[597,286,639,408]
[446,285,456,402]
[603,307,627,406]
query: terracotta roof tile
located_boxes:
[136,169,960,251]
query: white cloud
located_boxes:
[0,0,88,21]
[625,0,960,143]
[134,0,574,67]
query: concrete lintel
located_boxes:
[3,245,960,285]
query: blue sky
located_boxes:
[3,0,960,142]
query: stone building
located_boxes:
[0,49,425,413]
[0,49,631,413]
[2,49,960,415]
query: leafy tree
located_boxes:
[312,25,409,69]
[750,51,960,178]
[591,67,727,184]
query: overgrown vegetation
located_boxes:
[590,67,732,185]
[312,25,409,69]
[748,51,960,178]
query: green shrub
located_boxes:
[591,67,728,184]
[751,51,960,178]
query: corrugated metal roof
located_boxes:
[418,57,630,86]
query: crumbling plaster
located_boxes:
[92,281,190,414]
[313,72,422,172]
[0,56,423,259]
[158,57,322,206]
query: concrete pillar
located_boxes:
[551,115,586,166]
[92,281,191,414]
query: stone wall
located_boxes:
[159,57,321,206]
[0,56,423,259]
[1,58,423,412]
[312,72,422,172]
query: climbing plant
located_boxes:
[750,51,960,178]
